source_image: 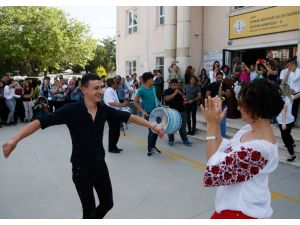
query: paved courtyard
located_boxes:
[0,122,300,219]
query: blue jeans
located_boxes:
[168,111,188,142]
[137,102,144,117]
[220,104,227,137]
[5,98,16,123]
[145,116,158,151]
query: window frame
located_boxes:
[157,6,165,25]
[127,8,138,34]
[155,56,164,75]
[125,60,137,76]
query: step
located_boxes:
[195,122,300,152]
[191,113,300,168]
[196,114,300,148]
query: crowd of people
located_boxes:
[1,56,300,219]
[0,74,83,128]
[1,58,299,162]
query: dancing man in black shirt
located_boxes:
[2,73,163,219]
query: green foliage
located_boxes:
[85,37,116,74]
[0,6,97,76]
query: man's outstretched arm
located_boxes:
[2,120,41,158]
[128,114,164,138]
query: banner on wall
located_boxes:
[229,6,300,39]
[203,50,223,72]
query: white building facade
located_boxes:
[116,6,300,83]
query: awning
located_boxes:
[224,39,299,50]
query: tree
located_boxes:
[85,37,116,75]
[101,37,116,73]
[0,6,97,76]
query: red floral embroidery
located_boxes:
[225,146,233,153]
[237,174,246,182]
[225,156,234,165]
[224,172,232,180]
[204,146,269,187]
[251,151,261,161]
[250,166,259,175]
[237,151,247,159]
[238,161,249,170]
[211,166,220,174]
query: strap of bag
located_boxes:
[152,86,162,107]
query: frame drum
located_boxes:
[149,107,182,134]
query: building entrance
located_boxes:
[223,45,297,70]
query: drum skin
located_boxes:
[149,107,182,134]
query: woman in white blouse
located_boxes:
[4,79,21,125]
[209,61,221,83]
[201,79,284,219]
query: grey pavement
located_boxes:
[0,122,300,219]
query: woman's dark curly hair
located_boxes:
[238,79,284,121]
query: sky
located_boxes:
[58,6,116,41]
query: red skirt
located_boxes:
[211,210,256,219]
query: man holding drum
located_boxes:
[164,78,192,147]
[133,72,162,156]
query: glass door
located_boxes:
[223,49,244,69]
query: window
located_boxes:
[125,60,137,76]
[155,57,164,75]
[127,8,138,34]
[157,6,165,25]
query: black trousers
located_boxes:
[14,98,25,123]
[72,162,114,219]
[278,122,295,156]
[185,103,197,133]
[292,97,300,122]
[107,117,121,151]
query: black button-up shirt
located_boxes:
[37,101,131,168]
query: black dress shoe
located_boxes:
[108,149,121,153]
[287,155,296,162]
[116,147,123,151]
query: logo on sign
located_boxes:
[233,19,246,34]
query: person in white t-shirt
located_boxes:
[200,79,284,219]
[277,84,296,162]
[280,59,300,121]
[125,75,132,90]
[4,79,21,125]
[249,64,257,81]
[129,73,137,89]
[104,77,129,153]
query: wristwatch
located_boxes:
[205,136,217,142]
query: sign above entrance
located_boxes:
[229,7,300,39]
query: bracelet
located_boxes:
[205,136,217,142]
